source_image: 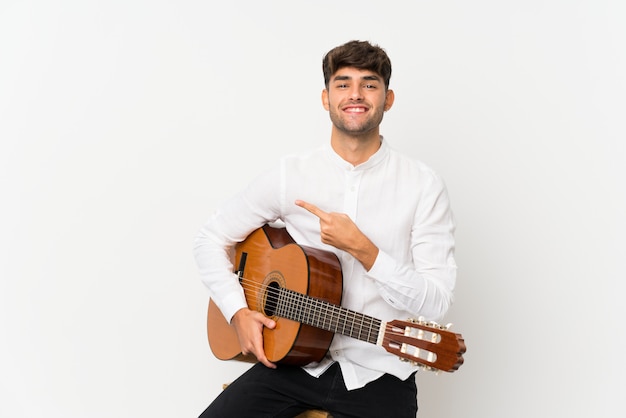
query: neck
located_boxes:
[330,129,382,166]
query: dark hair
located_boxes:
[322,40,392,89]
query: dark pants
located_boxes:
[198,362,418,418]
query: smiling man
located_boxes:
[325,67,394,138]
[194,40,457,418]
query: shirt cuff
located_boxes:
[218,287,248,324]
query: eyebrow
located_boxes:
[332,74,382,82]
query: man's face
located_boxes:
[322,67,393,136]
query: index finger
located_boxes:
[295,200,327,219]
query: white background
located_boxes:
[1,1,625,417]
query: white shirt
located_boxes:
[193,138,457,390]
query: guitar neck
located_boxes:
[275,287,382,345]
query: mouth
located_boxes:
[343,105,368,114]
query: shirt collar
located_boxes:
[325,136,389,171]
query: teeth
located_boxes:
[346,108,366,113]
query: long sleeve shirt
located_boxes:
[193,138,457,390]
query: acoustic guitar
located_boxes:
[207,224,466,373]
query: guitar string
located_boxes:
[234,276,458,358]
[227,276,459,370]
[236,276,382,344]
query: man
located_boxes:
[194,40,457,418]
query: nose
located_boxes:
[349,85,363,101]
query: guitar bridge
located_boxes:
[236,252,248,283]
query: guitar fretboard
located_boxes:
[274,287,381,345]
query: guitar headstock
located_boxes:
[382,317,466,373]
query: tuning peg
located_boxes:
[417,364,439,374]
[407,317,454,331]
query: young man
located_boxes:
[194,40,457,418]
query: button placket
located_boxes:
[343,170,362,220]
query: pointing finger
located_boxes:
[295,200,327,219]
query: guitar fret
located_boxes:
[358,314,365,341]
[308,296,314,324]
[273,286,382,345]
[277,288,287,319]
[314,299,321,328]
[298,291,306,323]
[333,304,341,333]
[310,297,317,326]
[349,311,354,338]
[307,293,314,325]
[326,303,335,331]
[367,317,376,344]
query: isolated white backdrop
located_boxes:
[1,1,625,417]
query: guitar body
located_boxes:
[207,225,343,365]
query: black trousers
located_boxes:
[198,362,418,418]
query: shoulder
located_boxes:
[386,144,443,185]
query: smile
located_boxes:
[343,106,367,113]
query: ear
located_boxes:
[322,89,330,110]
[384,89,395,111]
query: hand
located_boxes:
[295,200,379,270]
[231,308,277,369]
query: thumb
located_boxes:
[262,315,276,329]
[250,310,276,329]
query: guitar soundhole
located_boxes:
[263,281,281,317]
